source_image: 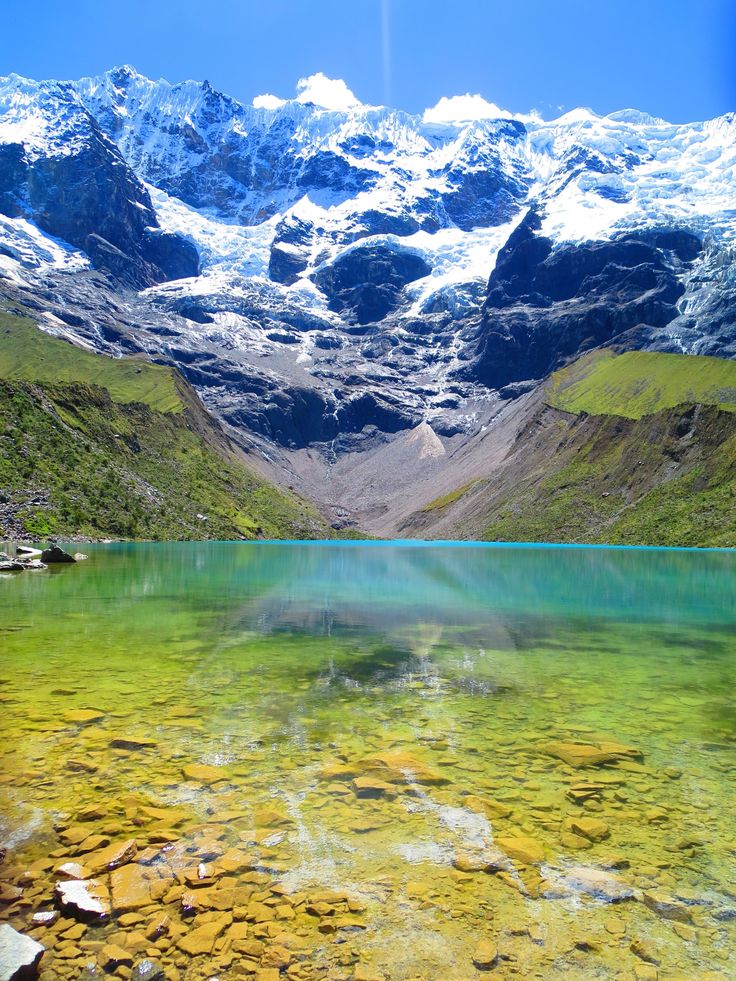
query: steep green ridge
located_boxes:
[406,351,736,548]
[0,314,330,541]
[548,348,736,419]
[0,314,183,413]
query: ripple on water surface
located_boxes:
[0,540,735,980]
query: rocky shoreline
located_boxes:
[0,545,87,574]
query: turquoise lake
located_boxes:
[0,540,735,980]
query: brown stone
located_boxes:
[463,795,512,820]
[182,764,228,783]
[63,709,105,725]
[566,817,610,842]
[85,839,138,874]
[472,938,498,969]
[544,741,642,768]
[631,938,660,964]
[177,916,229,956]
[110,864,152,912]
[642,891,693,923]
[496,836,545,865]
[352,777,397,799]
[100,943,133,969]
[358,751,449,785]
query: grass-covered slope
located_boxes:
[0,312,330,541]
[548,348,736,418]
[0,316,184,413]
[405,350,736,548]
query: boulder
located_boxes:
[40,545,75,563]
[0,924,44,980]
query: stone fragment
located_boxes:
[496,836,545,865]
[633,966,658,981]
[177,916,228,956]
[642,891,693,923]
[85,838,137,874]
[464,795,512,819]
[100,944,133,970]
[31,911,58,927]
[544,741,642,768]
[631,938,660,964]
[54,879,110,919]
[63,709,103,725]
[0,923,45,980]
[352,777,396,799]
[358,751,449,785]
[567,817,610,842]
[181,764,227,783]
[603,917,626,935]
[130,959,166,981]
[110,864,152,912]
[556,867,639,902]
[472,938,498,969]
[55,861,91,880]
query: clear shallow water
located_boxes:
[0,540,735,980]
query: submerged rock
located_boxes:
[130,960,166,981]
[544,740,642,768]
[496,836,545,865]
[472,938,498,969]
[0,923,44,980]
[555,866,640,903]
[181,763,228,783]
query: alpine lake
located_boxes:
[0,541,735,981]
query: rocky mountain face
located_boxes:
[0,67,735,528]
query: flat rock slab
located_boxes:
[0,924,45,980]
[544,740,642,768]
[55,878,111,919]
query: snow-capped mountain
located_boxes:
[1,66,735,459]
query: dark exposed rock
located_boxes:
[465,210,702,388]
[313,243,431,324]
[40,545,76,563]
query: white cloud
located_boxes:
[295,73,362,111]
[423,94,540,126]
[252,93,286,111]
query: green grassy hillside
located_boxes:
[407,350,736,548]
[0,314,183,413]
[0,313,330,541]
[547,348,736,419]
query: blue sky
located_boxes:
[2,0,734,122]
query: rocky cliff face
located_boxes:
[0,67,735,477]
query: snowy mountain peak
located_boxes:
[1,66,736,455]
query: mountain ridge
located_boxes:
[1,67,735,540]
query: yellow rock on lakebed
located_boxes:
[182,763,229,783]
[543,740,642,768]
